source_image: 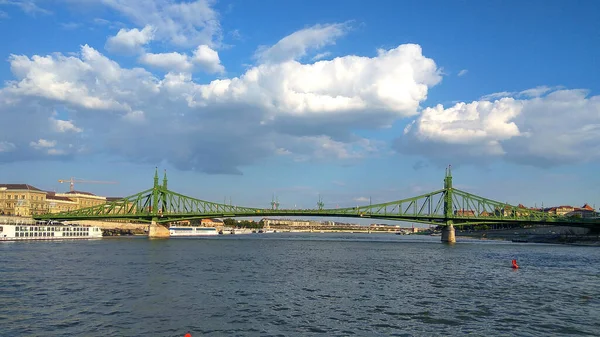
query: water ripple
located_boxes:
[1,234,599,336]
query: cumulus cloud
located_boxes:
[199,43,441,118]
[255,22,351,63]
[0,41,441,173]
[192,45,224,74]
[396,88,600,166]
[105,25,155,54]
[6,45,134,111]
[139,51,193,72]
[139,45,224,74]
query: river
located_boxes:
[1,233,599,336]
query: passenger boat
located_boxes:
[0,222,103,241]
[169,226,220,236]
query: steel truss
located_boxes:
[35,168,600,228]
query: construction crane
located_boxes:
[58,177,118,192]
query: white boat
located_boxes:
[0,222,103,241]
[169,226,220,236]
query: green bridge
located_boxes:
[34,167,600,242]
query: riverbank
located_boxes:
[456,225,600,245]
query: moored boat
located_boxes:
[169,226,220,236]
[0,222,103,241]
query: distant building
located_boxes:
[261,218,321,227]
[55,191,106,209]
[455,209,475,216]
[46,192,78,214]
[567,204,598,218]
[175,218,224,228]
[0,182,114,216]
[201,218,223,228]
[0,184,48,216]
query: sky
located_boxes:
[0,0,599,215]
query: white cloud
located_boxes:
[99,0,221,48]
[30,139,56,149]
[192,45,224,74]
[0,0,51,16]
[0,141,15,152]
[255,22,350,63]
[6,45,133,111]
[139,51,193,72]
[199,43,441,117]
[47,148,66,155]
[139,45,224,74]
[0,10,8,19]
[51,118,83,133]
[0,41,440,173]
[397,88,600,166]
[105,25,155,54]
[312,52,331,61]
[519,85,552,98]
[480,91,514,101]
[457,69,468,77]
[123,110,145,123]
[353,197,369,203]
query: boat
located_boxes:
[0,222,103,241]
[168,226,220,236]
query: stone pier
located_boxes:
[441,223,456,243]
[148,220,170,238]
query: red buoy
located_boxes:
[511,259,519,269]
[184,332,192,337]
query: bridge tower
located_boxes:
[271,194,280,210]
[441,165,456,243]
[148,167,170,238]
[317,194,324,210]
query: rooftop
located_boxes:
[0,184,43,192]
[64,190,96,196]
[45,192,75,202]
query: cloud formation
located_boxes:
[138,45,224,74]
[397,88,600,167]
[100,0,221,48]
[0,34,441,173]
[255,22,351,63]
[105,25,155,54]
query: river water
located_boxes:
[1,233,599,336]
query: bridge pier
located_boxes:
[148,219,170,238]
[441,223,456,243]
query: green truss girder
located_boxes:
[34,168,600,228]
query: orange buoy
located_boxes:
[184,332,192,337]
[511,259,519,269]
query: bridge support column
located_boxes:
[148,219,170,238]
[441,223,456,243]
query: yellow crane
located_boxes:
[58,177,118,192]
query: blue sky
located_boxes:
[0,0,599,215]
